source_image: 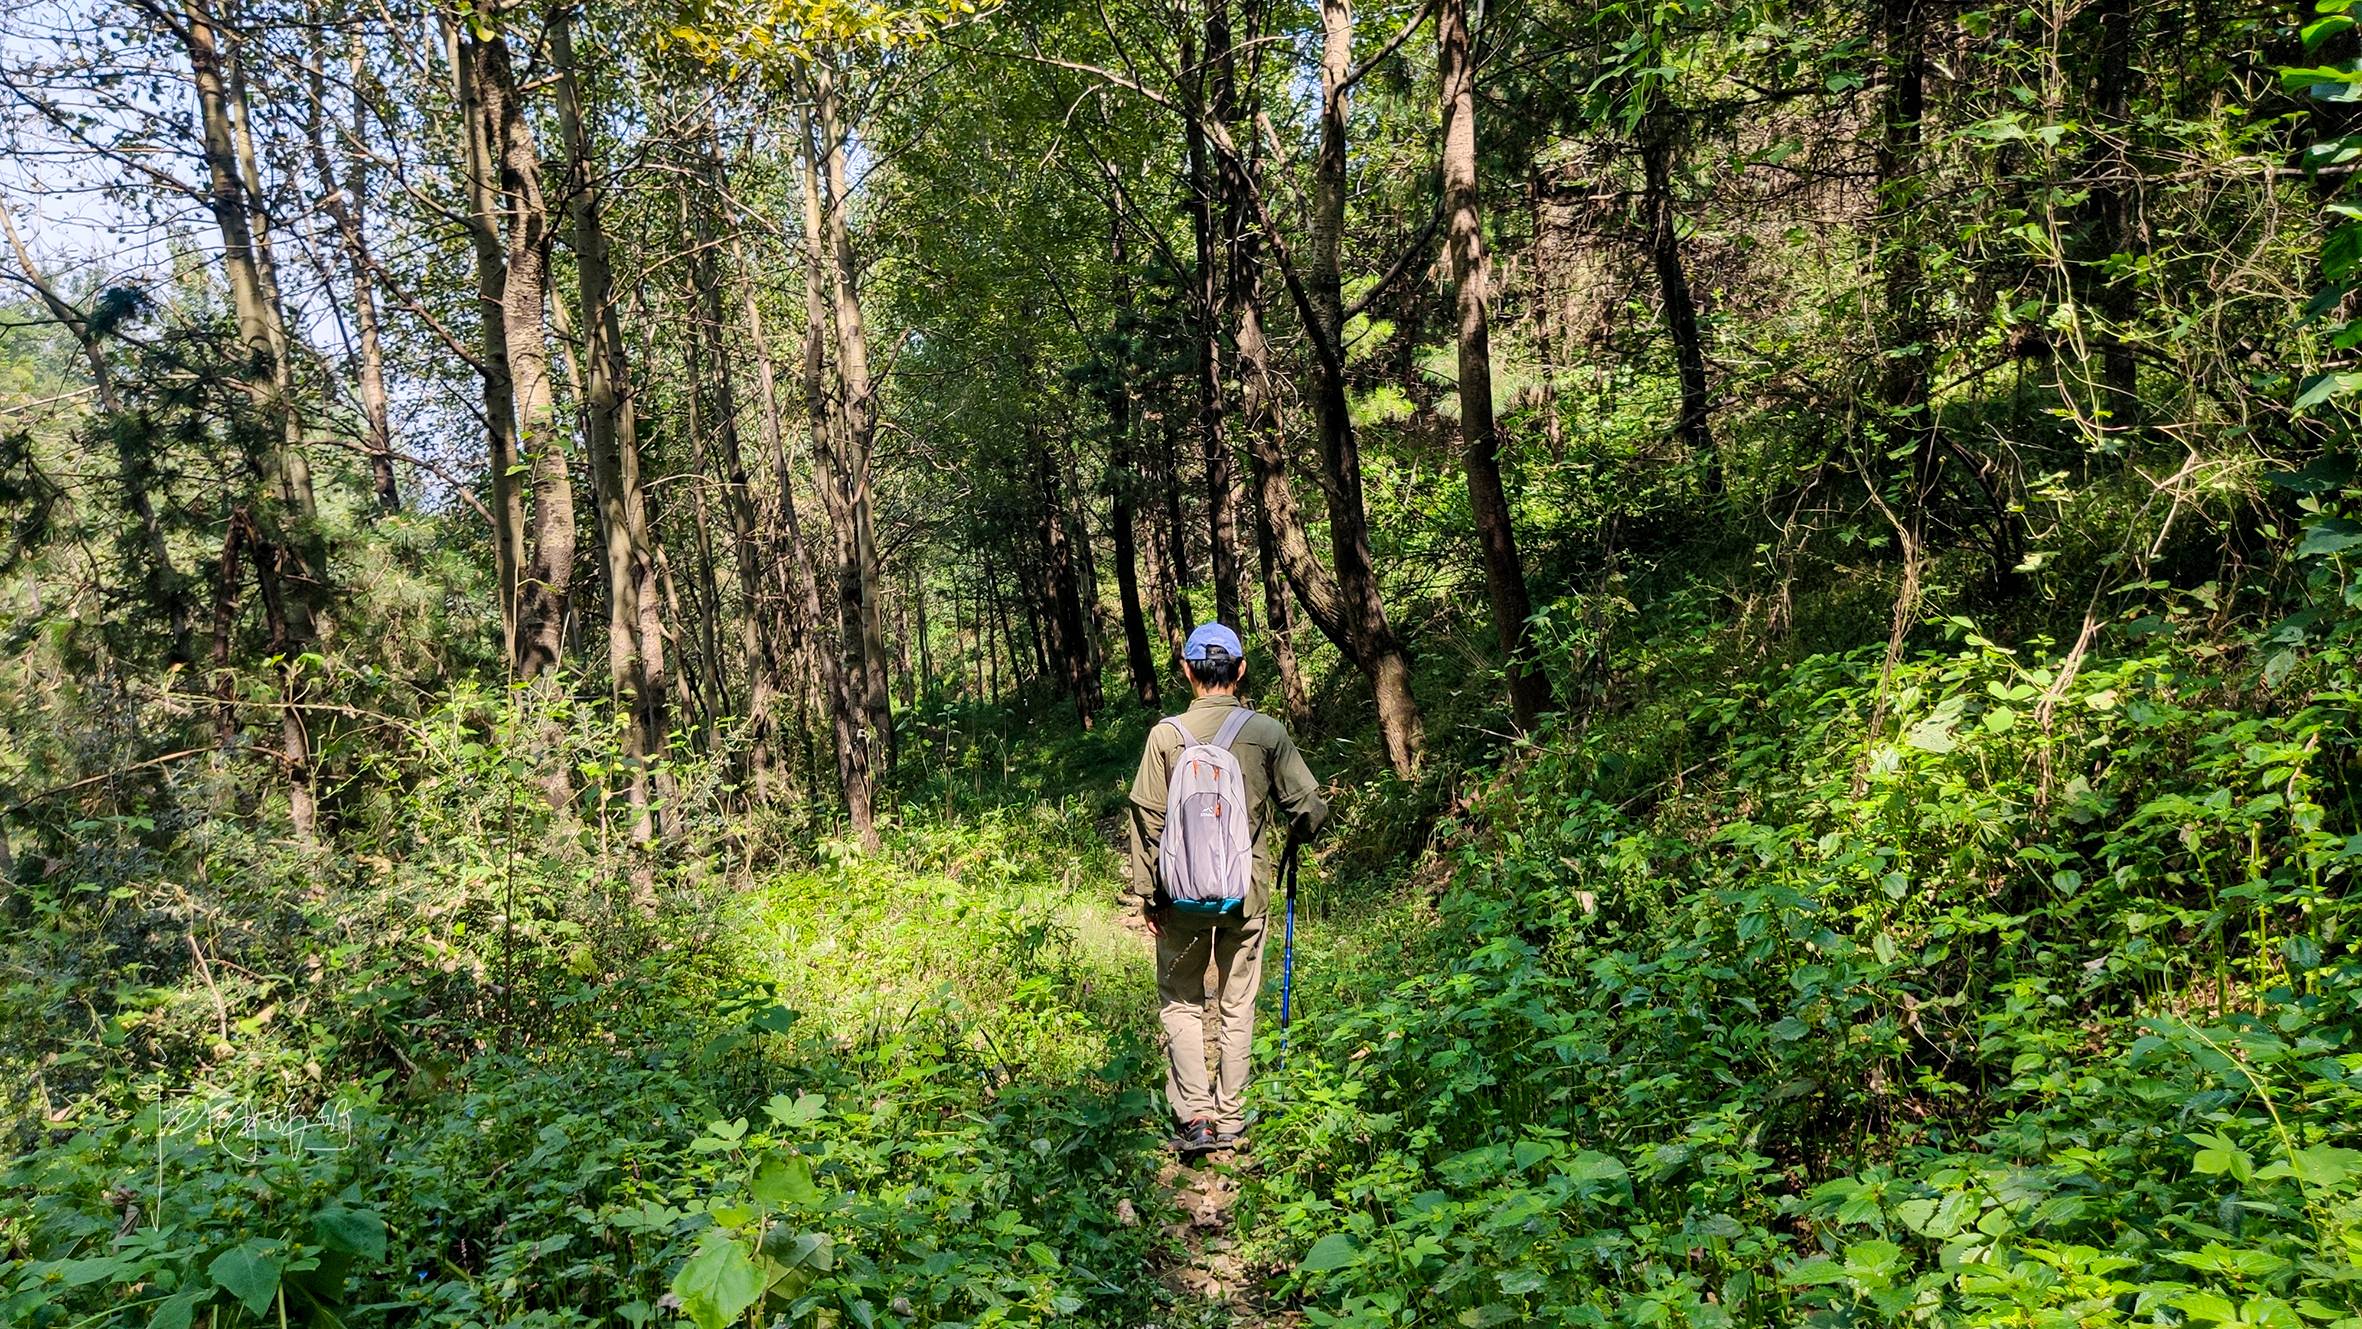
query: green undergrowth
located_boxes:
[19,543,2362,1329]
[2,768,1169,1329]
[1241,568,2362,1325]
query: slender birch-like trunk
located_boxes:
[1440,0,1553,730]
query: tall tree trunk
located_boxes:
[307,32,398,513]
[895,585,914,710]
[1138,452,1185,668]
[732,199,823,808]
[1526,172,1566,460]
[1865,0,1943,738]
[1441,0,1553,731]
[1310,0,1423,775]
[911,569,932,703]
[1110,461,1160,707]
[1232,224,1353,655]
[736,144,851,805]
[677,283,735,746]
[1185,25,1245,626]
[210,514,246,748]
[693,128,788,792]
[170,0,319,833]
[1251,484,1311,727]
[790,384,876,854]
[2082,0,2137,423]
[1877,0,1939,521]
[472,23,574,680]
[1066,448,1109,672]
[792,109,878,848]
[554,14,668,842]
[1017,565,1050,685]
[1147,411,1195,653]
[1160,408,1195,599]
[1228,247,1359,729]
[654,542,711,741]
[221,21,317,540]
[447,17,526,659]
[990,581,1015,703]
[983,578,1001,703]
[1107,212,1162,708]
[1637,114,1716,497]
[1034,426,1100,724]
[812,64,896,772]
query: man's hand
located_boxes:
[1143,902,1166,937]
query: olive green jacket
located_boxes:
[1127,694,1329,919]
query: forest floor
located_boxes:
[1066,873,1278,1325]
[886,712,1300,1322]
[735,732,1301,1328]
[1156,1146,1260,1320]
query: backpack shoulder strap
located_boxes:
[1211,706,1255,751]
[1161,716,1197,747]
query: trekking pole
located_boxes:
[1278,830,1300,1068]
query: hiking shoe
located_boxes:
[1174,1118,1217,1153]
[1212,1128,1246,1151]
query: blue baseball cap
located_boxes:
[1182,622,1243,661]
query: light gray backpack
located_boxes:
[1158,709,1256,915]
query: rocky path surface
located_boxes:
[1156,1147,1259,1319]
[1103,905,1283,1328]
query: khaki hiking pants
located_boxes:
[1155,907,1266,1134]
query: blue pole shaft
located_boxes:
[1280,869,1296,1065]
[1284,849,1303,1066]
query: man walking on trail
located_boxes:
[1129,622,1328,1153]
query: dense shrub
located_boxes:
[1,699,1166,1329]
[1252,588,2362,1326]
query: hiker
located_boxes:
[1129,622,1329,1152]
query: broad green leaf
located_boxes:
[2257,1143,2362,1186]
[314,1206,387,1261]
[2297,518,2362,559]
[672,1230,763,1329]
[751,1154,821,1208]
[150,1288,206,1329]
[1496,1268,1546,1295]
[763,1093,827,1129]
[2263,456,2354,493]
[2190,1131,2255,1184]
[1843,1238,1904,1285]
[758,1228,835,1302]
[209,1243,282,1317]
[52,1257,129,1288]
[1894,1190,1969,1239]
[2172,1289,2238,1323]
[1902,719,1956,753]
[1298,1233,1360,1274]
[1565,1151,1629,1188]
[1782,1255,1846,1287]
[691,1118,750,1152]
[2294,370,2362,409]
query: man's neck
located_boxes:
[1190,688,1240,702]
